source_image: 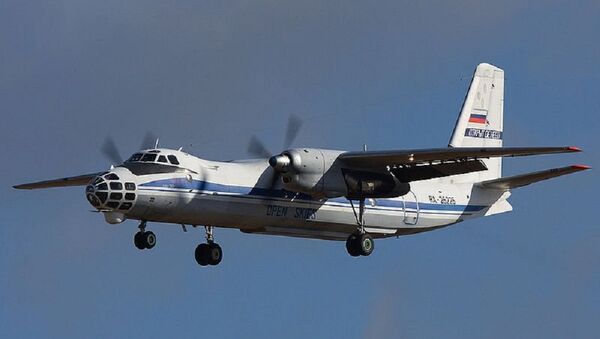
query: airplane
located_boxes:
[14,63,590,266]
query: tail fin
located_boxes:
[449,63,504,181]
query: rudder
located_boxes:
[449,63,504,180]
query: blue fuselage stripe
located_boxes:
[139,178,486,213]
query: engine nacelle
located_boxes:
[273,148,339,197]
[270,148,410,199]
[342,169,410,199]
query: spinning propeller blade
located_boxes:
[283,114,303,149]
[247,135,272,158]
[101,136,123,165]
[141,131,159,150]
[246,115,304,158]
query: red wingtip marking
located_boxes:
[567,146,582,152]
[571,164,591,170]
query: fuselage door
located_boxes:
[402,191,420,225]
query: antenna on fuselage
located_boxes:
[154,138,160,149]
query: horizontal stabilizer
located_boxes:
[476,165,590,190]
[13,172,102,190]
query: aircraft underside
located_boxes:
[124,187,480,241]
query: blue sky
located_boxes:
[1,1,599,338]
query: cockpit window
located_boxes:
[167,155,180,165]
[157,155,168,163]
[141,153,157,162]
[127,153,143,162]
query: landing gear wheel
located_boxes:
[346,234,361,257]
[358,233,374,256]
[142,231,156,249]
[195,244,210,266]
[134,232,145,250]
[207,243,223,265]
[346,233,375,257]
[195,243,223,266]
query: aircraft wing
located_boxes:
[475,165,590,190]
[13,172,103,190]
[339,146,581,168]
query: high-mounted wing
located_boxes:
[13,172,103,190]
[475,165,590,190]
[339,146,581,169]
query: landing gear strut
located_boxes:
[134,221,156,250]
[194,226,223,266]
[346,198,375,257]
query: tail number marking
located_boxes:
[428,195,456,205]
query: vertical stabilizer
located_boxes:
[449,63,504,181]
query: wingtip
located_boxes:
[571,164,591,170]
[567,146,583,152]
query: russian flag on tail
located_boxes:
[468,112,487,124]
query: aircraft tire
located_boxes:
[346,234,361,257]
[358,233,374,256]
[134,232,145,250]
[143,231,156,249]
[195,243,210,266]
[207,243,223,266]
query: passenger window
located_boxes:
[110,182,123,190]
[158,155,168,163]
[141,153,157,162]
[167,155,180,165]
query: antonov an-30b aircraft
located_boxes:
[15,63,590,266]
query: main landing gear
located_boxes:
[194,226,223,266]
[134,221,156,250]
[346,198,375,257]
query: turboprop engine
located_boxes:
[269,148,410,199]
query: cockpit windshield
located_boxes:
[140,153,157,162]
[127,153,143,162]
[125,152,180,166]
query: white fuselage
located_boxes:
[96,148,507,241]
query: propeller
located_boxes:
[246,115,303,189]
[101,136,123,165]
[141,131,159,150]
[283,114,303,150]
[247,136,272,159]
[100,132,159,165]
[247,114,303,158]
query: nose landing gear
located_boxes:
[194,226,223,266]
[133,221,156,250]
